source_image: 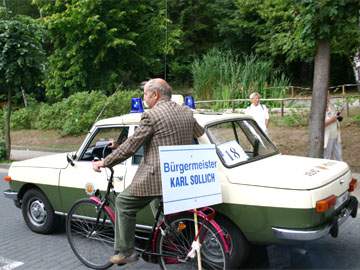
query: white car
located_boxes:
[4,107,358,268]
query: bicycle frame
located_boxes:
[89,196,115,222]
[88,167,116,223]
[88,167,230,260]
[151,207,230,255]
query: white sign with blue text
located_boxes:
[159,144,222,215]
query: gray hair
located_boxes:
[249,92,260,99]
[145,78,172,100]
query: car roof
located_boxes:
[94,110,252,127]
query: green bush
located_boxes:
[101,89,143,119]
[274,109,309,127]
[10,89,143,136]
[35,102,68,130]
[59,89,142,135]
[59,91,107,135]
[352,114,360,126]
[11,105,40,129]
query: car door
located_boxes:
[58,126,129,213]
[123,125,142,190]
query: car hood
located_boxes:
[224,154,350,190]
[10,152,70,169]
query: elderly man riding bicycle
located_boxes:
[92,78,204,265]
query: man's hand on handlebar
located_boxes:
[92,160,105,172]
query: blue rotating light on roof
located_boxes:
[130,97,144,113]
[184,96,196,109]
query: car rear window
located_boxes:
[207,119,278,167]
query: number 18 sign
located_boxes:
[217,140,248,166]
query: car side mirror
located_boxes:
[67,153,75,166]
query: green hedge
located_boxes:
[352,114,360,126]
[11,90,142,135]
[11,105,40,129]
[272,109,309,127]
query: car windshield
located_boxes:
[207,119,278,167]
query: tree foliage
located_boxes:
[166,0,254,83]
[0,12,46,158]
[232,0,360,158]
[0,15,45,94]
[33,0,182,101]
[1,0,39,18]
[233,0,360,62]
[166,0,220,82]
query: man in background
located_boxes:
[324,96,343,161]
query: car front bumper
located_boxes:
[4,189,18,200]
[272,196,358,241]
[3,189,20,207]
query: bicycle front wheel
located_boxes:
[66,199,114,270]
[156,213,229,270]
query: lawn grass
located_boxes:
[11,129,86,151]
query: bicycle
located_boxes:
[66,167,230,270]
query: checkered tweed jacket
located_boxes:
[103,100,204,196]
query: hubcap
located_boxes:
[29,199,47,226]
[202,234,223,262]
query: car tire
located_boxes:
[216,214,250,268]
[21,189,58,234]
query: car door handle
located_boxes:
[114,176,123,181]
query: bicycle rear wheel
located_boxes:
[156,213,229,270]
[66,199,114,270]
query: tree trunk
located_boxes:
[308,40,330,158]
[353,51,360,91]
[21,86,28,107]
[4,88,11,160]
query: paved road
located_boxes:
[1,168,360,270]
[0,170,158,270]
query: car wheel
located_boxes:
[216,214,250,268]
[21,189,58,234]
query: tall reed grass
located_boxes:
[191,48,289,109]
